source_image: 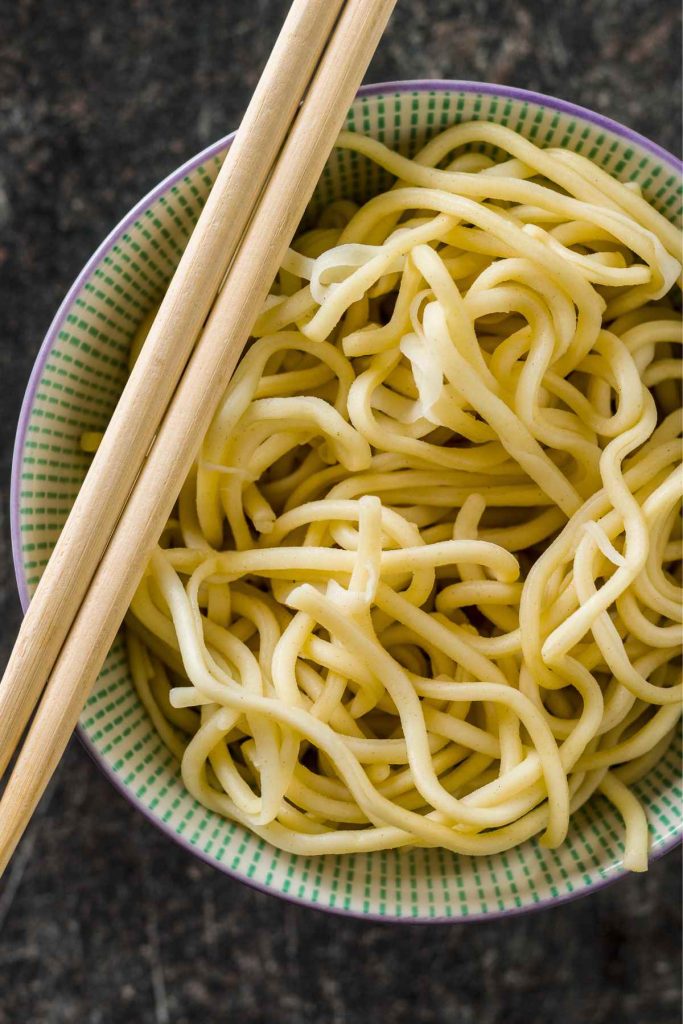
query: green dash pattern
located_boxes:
[16,87,682,920]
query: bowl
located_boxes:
[12,80,682,921]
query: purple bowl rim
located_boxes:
[10,78,682,925]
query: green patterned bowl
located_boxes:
[12,81,682,921]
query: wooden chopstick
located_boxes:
[0,0,397,873]
[0,0,345,780]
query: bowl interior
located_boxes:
[13,84,682,920]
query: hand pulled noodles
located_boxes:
[120,122,682,869]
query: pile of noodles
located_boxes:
[119,122,682,868]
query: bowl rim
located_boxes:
[11,78,682,924]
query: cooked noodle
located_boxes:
[113,122,682,869]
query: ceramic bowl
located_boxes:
[12,81,682,921]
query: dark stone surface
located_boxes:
[0,1,681,1021]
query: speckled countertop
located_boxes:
[0,2,681,1022]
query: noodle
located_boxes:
[110,121,681,871]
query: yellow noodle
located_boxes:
[114,122,682,870]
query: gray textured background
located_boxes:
[0,1,681,1022]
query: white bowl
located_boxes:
[12,81,682,921]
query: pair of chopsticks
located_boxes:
[0,0,396,873]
